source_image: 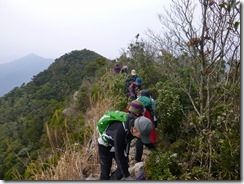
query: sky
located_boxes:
[0,0,170,63]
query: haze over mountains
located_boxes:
[0,53,53,96]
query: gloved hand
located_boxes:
[123,175,134,180]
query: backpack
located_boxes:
[137,96,154,117]
[97,111,128,142]
[135,77,142,86]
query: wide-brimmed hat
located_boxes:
[131,69,136,75]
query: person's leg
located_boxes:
[109,167,123,180]
[135,138,144,162]
[98,144,113,180]
[110,156,129,180]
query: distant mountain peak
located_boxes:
[21,53,44,59]
[0,54,54,96]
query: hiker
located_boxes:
[124,69,138,97]
[125,99,156,163]
[120,65,128,74]
[137,90,155,121]
[128,81,140,100]
[135,89,157,162]
[113,63,121,74]
[98,100,155,180]
[139,89,157,127]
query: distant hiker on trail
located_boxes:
[135,89,157,162]
[125,69,138,86]
[128,81,140,100]
[124,69,138,97]
[127,75,142,100]
[97,100,155,180]
[120,65,128,74]
[113,63,121,74]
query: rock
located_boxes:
[85,174,98,180]
[129,162,144,177]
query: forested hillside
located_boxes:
[0,49,111,179]
[0,0,240,180]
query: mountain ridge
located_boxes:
[0,53,54,96]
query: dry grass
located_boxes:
[33,144,83,180]
[33,96,117,180]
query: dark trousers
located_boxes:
[98,144,127,180]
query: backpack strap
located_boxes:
[122,121,127,131]
[99,121,127,146]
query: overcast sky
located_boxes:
[0,0,171,63]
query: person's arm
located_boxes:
[144,142,156,150]
[114,124,130,178]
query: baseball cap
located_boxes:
[134,116,153,144]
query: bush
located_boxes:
[145,150,179,180]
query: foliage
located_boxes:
[155,81,184,143]
[0,49,110,179]
[145,150,178,180]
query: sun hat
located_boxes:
[134,116,153,144]
[131,69,137,75]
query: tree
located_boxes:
[147,0,240,179]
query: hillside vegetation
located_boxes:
[0,49,110,179]
[0,0,240,180]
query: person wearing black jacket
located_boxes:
[98,100,155,180]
